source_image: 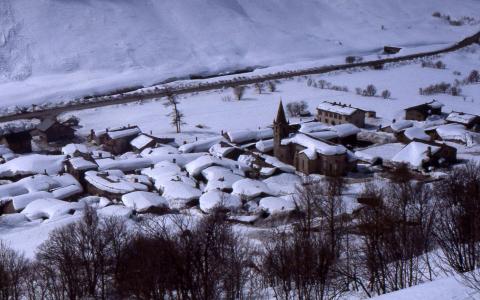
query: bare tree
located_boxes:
[381,90,391,99]
[0,242,30,300]
[434,163,480,291]
[254,83,264,94]
[267,81,276,92]
[163,89,185,133]
[233,86,246,101]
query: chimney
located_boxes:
[172,158,176,164]
[427,146,432,157]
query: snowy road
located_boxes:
[0,30,478,123]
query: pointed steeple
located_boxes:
[275,100,288,124]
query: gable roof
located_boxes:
[405,100,444,112]
[317,101,359,116]
[36,118,57,132]
[446,111,479,125]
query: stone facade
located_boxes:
[316,101,366,128]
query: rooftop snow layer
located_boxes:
[317,101,358,116]
[0,119,40,135]
[199,190,242,213]
[446,112,478,125]
[354,143,405,163]
[0,154,66,177]
[404,127,431,141]
[391,142,440,168]
[330,123,361,138]
[227,128,273,144]
[122,191,168,212]
[68,157,98,171]
[130,134,154,150]
[85,170,149,194]
[61,143,90,156]
[106,127,141,140]
[179,136,225,153]
[281,133,346,159]
[391,120,413,132]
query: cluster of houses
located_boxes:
[0,97,478,221]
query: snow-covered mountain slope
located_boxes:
[0,0,479,106]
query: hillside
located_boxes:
[0,0,479,107]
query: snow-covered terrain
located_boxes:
[1,0,480,107]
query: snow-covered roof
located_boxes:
[158,179,202,209]
[179,136,225,153]
[226,128,273,144]
[85,170,149,195]
[199,190,242,213]
[263,173,301,196]
[122,191,168,212]
[259,196,296,214]
[281,133,347,159]
[391,120,413,132]
[330,123,361,138]
[391,142,440,168]
[317,101,359,116]
[0,154,66,177]
[97,205,133,219]
[232,178,273,199]
[141,145,179,156]
[255,139,274,153]
[62,143,90,156]
[201,166,244,192]
[404,127,431,142]
[309,131,338,140]
[209,143,236,158]
[96,157,152,172]
[354,143,405,163]
[446,112,478,125]
[68,157,98,171]
[428,100,444,109]
[106,127,141,140]
[299,122,329,133]
[0,119,40,136]
[436,124,469,143]
[22,198,83,220]
[130,134,154,150]
[185,154,247,177]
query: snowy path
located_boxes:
[0,30,478,123]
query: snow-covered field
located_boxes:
[1,0,479,107]
[72,45,480,145]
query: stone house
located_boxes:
[130,133,175,152]
[316,101,366,128]
[274,102,355,176]
[404,100,443,121]
[1,131,32,154]
[32,118,75,143]
[445,111,480,130]
[93,126,141,155]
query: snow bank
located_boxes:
[0,119,40,135]
[199,190,242,213]
[97,205,133,219]
[122,191,168,212]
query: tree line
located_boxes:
[1,163,480,299]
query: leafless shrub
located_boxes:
[254,82,264,94]
[421,60,446,69]
[164,89,185,133]
[345,56,363,64]
[233,86,246,100]
[381,89,391,99]
[466,70,480,84]
[363,85,377,97]
[286,101,309,117]
[419,82,461,96]
[222,95,233,102]
[267,81,277,92]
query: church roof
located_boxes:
[275,101,288,124]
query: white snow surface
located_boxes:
[0,154,65,177]
[232,178,273,200]
[201,166,244,192]
[22,198,83,221]
[391,142,440,168]
[121,191,168,212]
[404,127,431,142]
[259,196,296,215]
[199,190,242,213]
[1,0,479,107]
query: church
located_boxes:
[273,101,355,176]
